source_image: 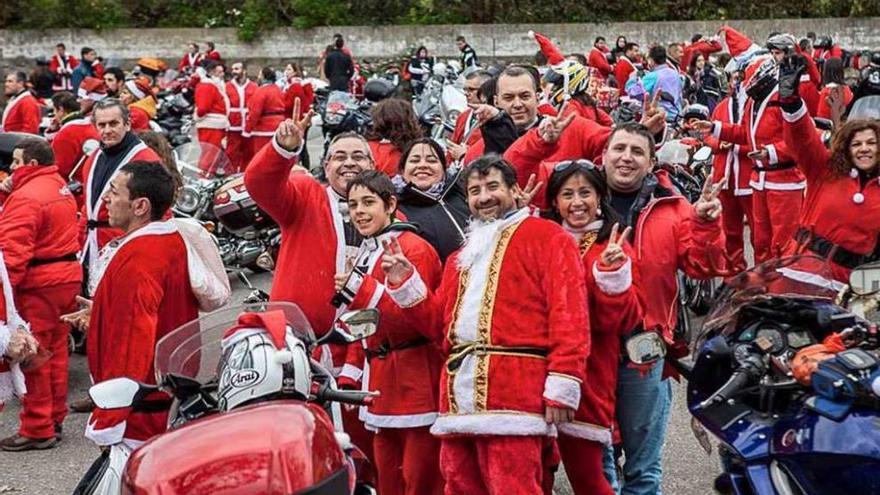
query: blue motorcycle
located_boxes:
[674,255,880,495]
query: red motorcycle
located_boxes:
[86,302,379,495]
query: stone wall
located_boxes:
[1,18,877,74]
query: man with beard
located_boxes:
[2,72,41,134]
[378,155,589,494]
[226,62,257,171]
[102,67,125,99]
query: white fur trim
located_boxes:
[453,355,477,413]
[271,135,303,159]
[766,144,779,165]
[387,272,428,308]
[762,180,806,191]
[362,411,438,429]
[592,258,633,296]
[558,422,613,445]
[782,101,808,123]
[365,283,385,310]
[85,417,127,446]
[543,374,581,410]
[339,363,363,383]
[0,323,9,357]
[431,411,555,437]
[194,113,229,130]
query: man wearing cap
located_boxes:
[49,43,79,93]
[50,91,101,196]
[120,77,157,132]
[2,72,41,134]
[194,60,230,150]
[226,62,257,172]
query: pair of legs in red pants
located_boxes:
[751,188,803,264]
[18,283,80,439]
[440,435,544,495]
[373,426,443,495]
[558,434,615,495]
[226,131,252,172]
[719,189,756,273]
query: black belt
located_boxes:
[28,252,79,267]
[753,162,797,172]
[446,343,546,372]
[795,228,873,270]
[365,337,430,360]
[86,220,110,230]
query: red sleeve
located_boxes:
[49,57,60,74]
[573,117,613,161]
[338,343,366,389]
[22,100,42,135]
[194,83,212,118]
[92,63,104,79]
[246,89,264,135]
[590,243,643,337]
[243,137,307,226]
[589,49,613,77]
[717,121,751,146]
[52,131,79,179]
[0,193,40,288]
[595,108,614,127]
[177,57,187,72]
[70,57,79,70]
[450,111,468,144]
[503,128,559,189]
[675,206,728,279]
[680,40,722,72]
[782,101,831,184]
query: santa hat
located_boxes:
[124,77,153,101]
[718,26,761,58]
[528,30,566,66]
[222,310,289,351]
[77,77,108,102]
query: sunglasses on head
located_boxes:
[553,159,597,174]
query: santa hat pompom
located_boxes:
[529,30,566,65]
[528,30,535,39]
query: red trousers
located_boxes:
[558,435,615,495]
[373,426,443,495]
[719,189,755,273]
[440,435,544,495]
[342,406,375,465]
[226,131,252,172]
[18,282,80,439]
[751,188,803,264]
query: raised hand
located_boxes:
[275,97,314,152]
[468,103,500,125]
[446,140,467,161]
[538,112,575,144]
[778,54,806,101]
[694,176,724,222]
[380,237,415,287]
[599,223,632,269]
[640,92,667,136]
[60,295,92,332]
[515,173,544,209]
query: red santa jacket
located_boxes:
[559,235,642,445]
[194,79,229,131]
[337,227,444,429]
[49,53,79,91]
[245,84,286,138]
[129,105,152,132]
[707,95,753,196]
[367,139,401,177]
[614,57,637,95]
[177,52,204,73]
[561,98,614,127]
[0,165,81,292]
[204,50,222,62]
[714,88,805,192]
[817,84,853,120]
[1,91,41,134]
[387,209,590,437]
[86,224,199,445]
[51,115,100,183]
[782,101,880,282]
[226,79,257,132]
[680,39,722,73]
[588,47,613,78]
[503,115,612,209]
[243,139,350,363]
[449,108,482,146]
[283,78,315,117]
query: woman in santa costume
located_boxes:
[775,55,880,283]
[334,170,445,495]
[542,161,643,495]
[365,98,422,177]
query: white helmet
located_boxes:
[218,311,311,411]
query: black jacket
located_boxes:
[397,168,470,263]
[324,49,354,92]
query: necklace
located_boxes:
[579,231,598,256]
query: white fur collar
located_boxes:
[562,219,603,241]
[457,208,528,271]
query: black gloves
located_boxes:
[778,54,806,102]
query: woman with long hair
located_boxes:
[365,98,423,176]
[816,57,853,121]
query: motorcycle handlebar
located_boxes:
[317,386,376,406]
[697,354,765,410]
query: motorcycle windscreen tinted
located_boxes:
[154,302,315,385]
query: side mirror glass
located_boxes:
[849,263,880,296]
[89,377,144,409]
[692,146,712,162]
[626,332,666,365]
[333,309,380,343]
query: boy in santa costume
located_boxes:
[194,60,230,150]
[120,77,158,132]
[379,155,590,494]
[226,62,257,172]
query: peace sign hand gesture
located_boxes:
[275,97,314,152]
[694,176,724,222]
[599,223,632,269]
[381,237,415,287]
[515,173,544,209]
[639,92,667,136]
[538,112,576,144]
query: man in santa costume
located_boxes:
[2,72,41,134]
[49,43,79,93]
[613,43,640,96]
[0,138,81,451]
[226,62,257,172]
[245,67,287,158]
[178,43,204,74]
[81,162,199,449]
[588,37,613,79]
[378,155,589,494]
[194,60,230,150]
[51,90,101,191]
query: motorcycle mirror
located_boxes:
[81,139,99,155]
[848,262,880,296]
[692,146,712,162]
[325,309,380,344]
[625,332,666,365]
[89,377,148,409]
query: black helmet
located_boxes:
[364,78,396,103]
[814,36,833,49]
[871,51,880,68]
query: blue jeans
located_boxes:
[604,359,673,495]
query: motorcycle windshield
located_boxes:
[325,91,356,125]
[849,95,880,120]
[693,255,841,353]
[174,141,231,180]
[154,302,315,385]
[656,140,691,166]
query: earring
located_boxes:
[596,207,602,216]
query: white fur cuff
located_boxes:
[711,122,722,140]
[592,258,633,296]
[766,144,779,165]
[387,272,428,309]
[271,134,304,159]
[557,422,613,446]
[543,373,581,410]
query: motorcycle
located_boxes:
[412,61,467,145]
[172,142,280,272]
[668,255,880,494]
[315,88,374,159]
[155,70,195,147]
[86,302,379,494]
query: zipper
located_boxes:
[438,197,467,241]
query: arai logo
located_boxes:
[230,369,260,387]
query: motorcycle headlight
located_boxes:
[175,185,202,214]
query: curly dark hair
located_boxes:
[829,119,880,177]
[365,98,423,152]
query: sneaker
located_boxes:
[54,423,63,441]
[0,433,58,452]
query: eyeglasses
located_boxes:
[329,152,372,164]
[553,159,597,174]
